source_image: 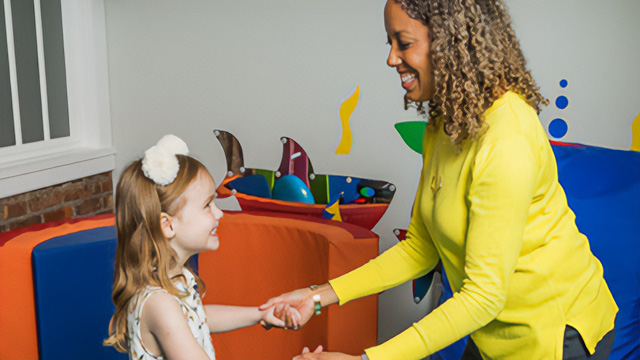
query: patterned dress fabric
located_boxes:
[127,268,215,360]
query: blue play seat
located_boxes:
[553,142,640,360]
[31,226,126,360]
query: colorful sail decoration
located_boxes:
[214,130,395,230]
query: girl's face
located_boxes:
[165,169,224,261]
[384,0,435,103]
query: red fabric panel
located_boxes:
[199,212,378,359]
[229,210,376,240]
[549,140,587,148]
[0,215,115,360]
[234,193,389,230]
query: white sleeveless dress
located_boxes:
[127,268,215,360]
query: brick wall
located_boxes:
[0,172,113,232]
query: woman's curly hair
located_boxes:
[397,0,548,144]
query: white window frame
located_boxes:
[0,0,114,198]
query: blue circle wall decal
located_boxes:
[559,79,568,88]
[555,95,569,110]
[549,118,568,138]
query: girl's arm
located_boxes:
[204,304,289,332]
[142,291,210,360]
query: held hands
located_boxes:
[260,303,302,330]
[260,287,316,330]
[261,287,359,360]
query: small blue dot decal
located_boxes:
[559,79,568,88]
[549,118,568,138]
[555,95,569,110]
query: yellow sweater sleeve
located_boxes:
[330,161,440,303]
[333,131,538,359]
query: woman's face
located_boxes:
[384,0,435,103]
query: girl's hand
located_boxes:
[260,303,301,329]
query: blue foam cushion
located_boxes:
[553,144,640,360]
[431,268,467,360]
[32,226,126,360]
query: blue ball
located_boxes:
[272,175,315,204]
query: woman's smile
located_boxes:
[400,71,417,90]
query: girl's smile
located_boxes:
[162,169,224,266]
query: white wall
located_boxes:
[510,0,640,148]
[104,0,640,346]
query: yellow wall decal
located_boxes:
[631,113,640,152]
[335,86,360,155]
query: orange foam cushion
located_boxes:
[0,215,115,360]
[199,212,378,360]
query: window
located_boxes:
[0,0,114,198]
[1,0,70,148]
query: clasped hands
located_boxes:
[259,286,313,330]
[258,286,361,360]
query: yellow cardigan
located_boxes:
[329,92,617,360]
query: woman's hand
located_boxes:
[260,283,340,330]
[293,346,360,360]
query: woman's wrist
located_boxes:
[307,283,339,308]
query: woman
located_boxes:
[262,1,618,359]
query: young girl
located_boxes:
[104,135,294,360]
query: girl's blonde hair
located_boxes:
[397,0,548,144]
[104,155,208,352]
